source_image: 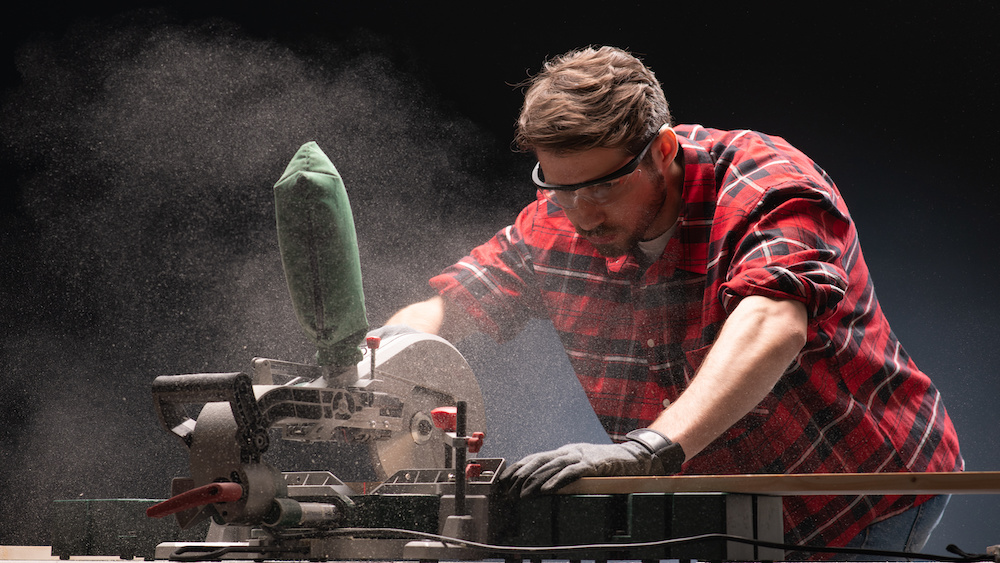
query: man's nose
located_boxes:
[568,199,605,231]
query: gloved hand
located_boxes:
[499,441,657,498]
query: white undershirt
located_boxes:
[637,220,678,262]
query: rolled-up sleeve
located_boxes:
[430,207,548,343]
[719,182,851,320]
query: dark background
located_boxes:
[2,0,998,554]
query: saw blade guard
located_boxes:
[360,330,487,480]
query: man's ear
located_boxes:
[653,125,679,166]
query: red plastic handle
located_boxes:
[431,406,457,432]
[146,482,243,518]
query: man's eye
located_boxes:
[590,182,614,196]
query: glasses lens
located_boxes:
[540,170,640,210]
[541,189,577,209]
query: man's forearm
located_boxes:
[384,295,477,343]
[649,295,808,460]
[385,296,447,334]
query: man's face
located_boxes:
[535,145,676,257]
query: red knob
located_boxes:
[467,431,485,453]
[431,406,457,432]
[366,336,381,350]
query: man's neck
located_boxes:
[643,156,685,241]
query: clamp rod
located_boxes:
[454,401,467,516]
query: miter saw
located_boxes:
[147,334,496,561]
[144,142,499,561]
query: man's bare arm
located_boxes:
[384,295,478,343]
[649,295,808,459]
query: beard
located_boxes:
[575,224,631,257]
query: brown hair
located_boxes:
[514,46,672,155]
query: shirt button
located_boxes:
[662,398,672,407]
[647,338,655,347]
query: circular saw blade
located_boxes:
[362,332,487,480]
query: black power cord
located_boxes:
[286,527,997,562]
[169,544,309,562]
[167,525,996,562]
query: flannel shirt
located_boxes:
[429,125,963,556]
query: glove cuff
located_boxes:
[625,428,685,475]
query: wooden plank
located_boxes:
[0,545,57,560]
[557,471,1000,496]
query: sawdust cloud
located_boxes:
[0,9,559,544]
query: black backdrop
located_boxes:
[2,1,998,554]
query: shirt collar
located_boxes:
[670,127,717,275]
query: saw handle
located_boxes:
[146,482,244,519]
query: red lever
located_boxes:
[466,462,482,479]
[146,482,243,519]
[431,406,457,432]
[467,431,485,453]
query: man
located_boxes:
[386,46,962,557]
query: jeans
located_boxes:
[837,494,951,560]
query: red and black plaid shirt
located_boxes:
[430,125,963,556]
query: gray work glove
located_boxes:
[499,441,657,498]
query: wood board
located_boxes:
[558,471,1000,496]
